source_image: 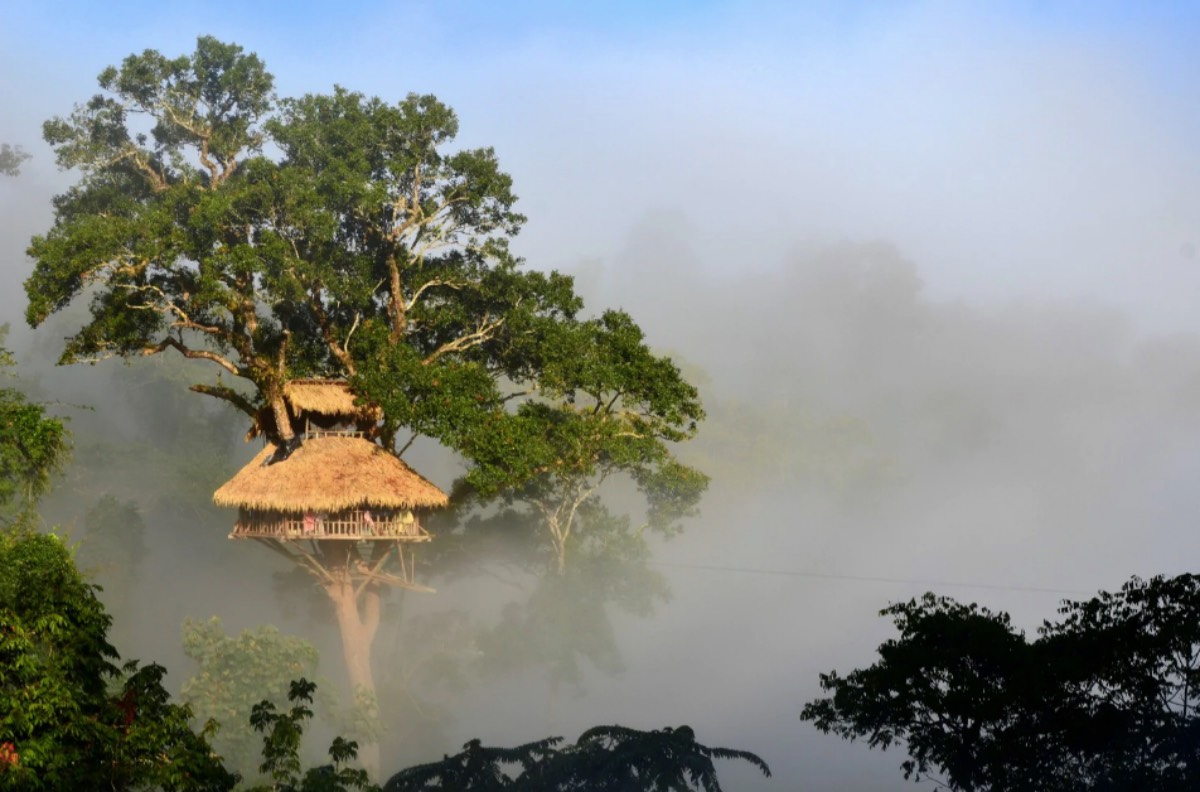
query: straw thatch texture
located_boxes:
[213,436,449,512]
[283,379,381,420]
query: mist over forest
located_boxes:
[2,4,1200,790]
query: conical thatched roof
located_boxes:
[213,436,449,512]
[283,379,381,421]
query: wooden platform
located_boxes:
[230,508,431,541]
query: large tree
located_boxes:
[26,36,706,773]
[25,37,569,444]
[801,575,1200,791]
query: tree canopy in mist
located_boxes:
[803,574,1200,791]
[24,33,706,576]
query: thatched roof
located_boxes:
[283,379,381,421]
[213,436,449,512]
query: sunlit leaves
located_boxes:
[441,309,708,573]
[0,531,234,790]
[0,334,68,519]
[25,37,576,445]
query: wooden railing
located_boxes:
[302,428,367,440]
[233,508,429,541]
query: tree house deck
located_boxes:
[230,508,431,541]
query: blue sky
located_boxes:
[5,0,1200,362]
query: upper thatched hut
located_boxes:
[244,378,384,441]
[215,380,447,542]
[283,379,382,425]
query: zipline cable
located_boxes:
[652,561,1095,596]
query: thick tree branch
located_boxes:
[387,251,406,342]
[309,286,357,375]
[143,336,240,375]
[188,383,258,418]
[121,283,226,337]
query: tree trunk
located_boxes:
[554,541,567,575]
[329,578,376,693]
[324,549,382,778]
[546,512,568,575]
[387,252,406,342]
[270,390,295,442]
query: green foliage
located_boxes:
[0,530,234,790]
[26,36,578,448]
[245,678,377,792]
[106,661,239,792]
[801,575,1200,791]
[0,530,116,786]
[181,616,322,777]
[453,310,704,503]
[0,144,29,177]
[0,331,69,522]
[399,310,707,579]
[382,724,768,791]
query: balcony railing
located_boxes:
[232,508,430,541]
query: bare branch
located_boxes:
[422,315,505,365]
[396,433,417,457]
[119,282,225,336]
[309,286,357,375]
[344,311,362,354]
[405,278,466,312]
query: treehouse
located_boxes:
[213,379,449,591]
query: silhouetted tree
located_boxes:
[802,575,1200,791]
[383,725,768,791]
[531,725,771,792]
[383,736,560,791]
